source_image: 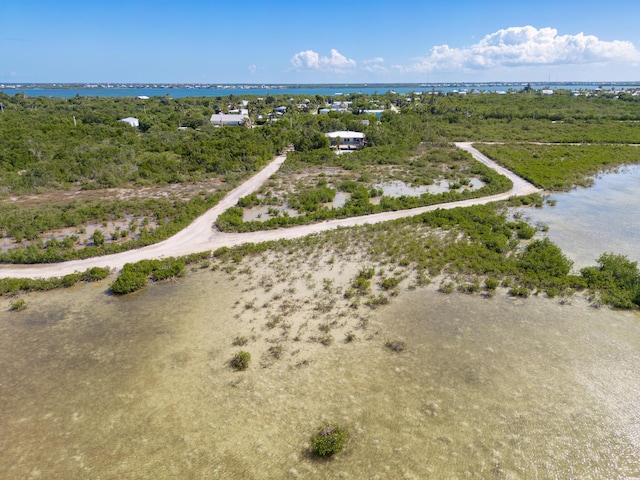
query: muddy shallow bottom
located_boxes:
[1,268,639,479]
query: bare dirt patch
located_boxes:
[0,177,227,252]
[2,177,225,207]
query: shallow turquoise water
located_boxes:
[519,164,640,269]
[1,266,639,478]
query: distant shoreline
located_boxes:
[3,81,640,89]
[3,81,640,98]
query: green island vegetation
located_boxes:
[0,92,290,262]
[1,88,640,311]
[96,200,640,310]
[0,191,224,263]
[0,89,639,261]
[581,253,640,309]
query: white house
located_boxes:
[210,113,249,126]
[325,131,366,150]
[119,117,139,127]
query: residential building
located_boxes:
[210,113,249,126]
[325,131,366,150]
[119,117,139,127]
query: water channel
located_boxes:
[518,164,640,269]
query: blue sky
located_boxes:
[2,0,640,83]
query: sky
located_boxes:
[2,0,640,84]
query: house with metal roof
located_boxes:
[210,113,249,126]
[325,130,366,150]
[119,117,139,127]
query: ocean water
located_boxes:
[1,266,639,479]
[2,83,639,98]
[518,164,640,270]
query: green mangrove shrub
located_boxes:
[230,351,251,371]
[9,297,27,311]
[581,253,640,308]
[311,423,348,457]
[110,253,208,294]
[0,267,111,296]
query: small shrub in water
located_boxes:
[509,286,530,298]
[438,281,455,294]
[9,297,27,311]
[311,423,348,457]
[459,282,480,294]
[230,351,251,371]
[385,339,406,352]
[484,278,500,291]
[232,336,248,346]
[344,332,356,343]
[380,277,399,291]
[268,345,284,359]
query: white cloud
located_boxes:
[291,49,356,72]
[404,26,640,73]
[248,64,257,75]
[362,57,385,65]
[364,64,388,73]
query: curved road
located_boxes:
[0,143,540,279]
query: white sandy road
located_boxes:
[0,143,540,279]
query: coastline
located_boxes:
[1,242,638,478]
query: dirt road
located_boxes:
[0,143,540,279]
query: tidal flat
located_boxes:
[1,251,639,479]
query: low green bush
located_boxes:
[230,351,251,371]
[9,297,27,311]
[509,286,530,297]
[311,423,348,457]
[484,278,500,290]
[581,253,640,308]
[110,270,148,295]
[380,277,400,290]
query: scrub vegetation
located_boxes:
[1,89,639,260]
[109,252,210,294]
[216,145,512,232]
[476,143,640,190]
[0,266,110,295]
[2,89,640,312]
[102,201,639,311]
[229,351,251,371]
[214,205,640,308]
[311,423,348,457]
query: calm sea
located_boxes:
[2,83,639,98]
[518,164,640,269]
